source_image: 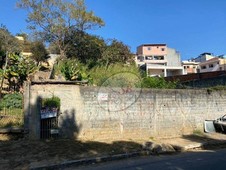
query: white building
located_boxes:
[135,44,184,77]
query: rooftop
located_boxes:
[139,44,167,47]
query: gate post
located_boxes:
[25,82,42,140]
[23,81,30,134]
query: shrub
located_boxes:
[54,59,90,81]
[89,63,142,87]
[0,93,23,109]
[141,77,178,89]
[42,96,61,108]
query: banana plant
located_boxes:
[1,53,38,92]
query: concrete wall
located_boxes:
[167,48,181,67]
[25,83,226,140]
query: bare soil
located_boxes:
[0,134,143,170]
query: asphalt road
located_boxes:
[70,148,226,170]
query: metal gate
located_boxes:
[40,106,59,139]
[40,117,58,139]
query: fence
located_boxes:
[0,93,24,129]
[0,108,23,128]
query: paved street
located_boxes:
[72,148,226,170]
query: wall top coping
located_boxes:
[30,80,88,85]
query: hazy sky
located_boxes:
[1,0,226,60]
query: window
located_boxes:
[209,64,214,68]
[146,56,152,60]
[201,66,206,69]
[138,56,144,61]
[147,47,151,50]
[186,66,190,68]
[161,48,165,51]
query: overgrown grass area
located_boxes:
[0,93,23,128]
[207,85,226,91]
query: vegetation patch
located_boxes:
[0,93,23,128]
[42,96,61,108]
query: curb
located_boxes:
[30,151,149,170]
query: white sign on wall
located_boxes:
[98,93,108,101]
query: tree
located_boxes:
[0,25,22,68]
[30,41,49,64]
[66,30,106,64]
[48,43,60,54]
[0,25,22,55]
[100,39,134,67]
[17,0,105,58]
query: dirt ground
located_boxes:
[0,134,144,170]
[2,132,226,170]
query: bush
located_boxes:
[89,63,142,87]
[141,77,178,89]
[0,93,23,109]
[55,59,90,81]
[42,96,61,108]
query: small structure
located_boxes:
[182,60,199,74]
[199,57,226,73]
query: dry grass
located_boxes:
[0,108,23,128]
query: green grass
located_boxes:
[0,108,23,116]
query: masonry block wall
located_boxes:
[25,83,226,140]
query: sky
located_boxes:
[0,0,226,60]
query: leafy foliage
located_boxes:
[141,77,178,89]
[55,59,90,81]
[0,25,22,68]
[0,24,22,54]
[42,96,61,108]
[66,30,106,64]
[89,63,142,86]
[100,39,134,67]
[17,0,104,58]
[0,53,38,90]
[0,93,22,109]
[30,41,49,63]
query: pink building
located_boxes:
[182,61,199,74]
[135,44,184,77]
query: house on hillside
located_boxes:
[182,53,226,74]
[182,60,199,74]
[135,44,184,77]
[199,57,226,73]
[15,36,33,57]
[193,52,215,62]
